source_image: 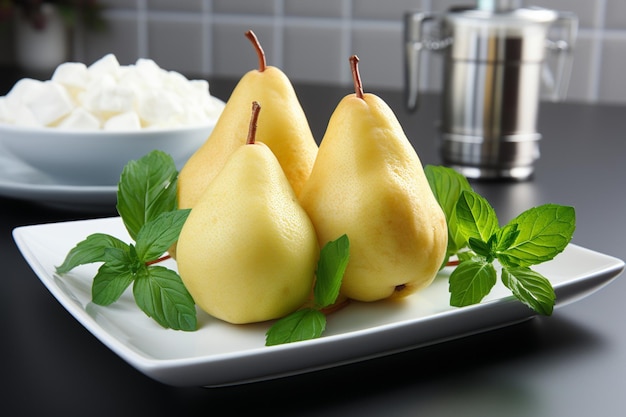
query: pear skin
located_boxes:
[176,103,319,324]
[177,31,317,211]
[299,56,447,302]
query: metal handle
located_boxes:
[404,10,438,112]
[543,11,578,101]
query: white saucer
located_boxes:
[0,148,116,210]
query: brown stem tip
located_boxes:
[246,101,261,145]
[349,55,364,100]
[245,30,267,72]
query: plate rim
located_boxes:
[12,217,625,386]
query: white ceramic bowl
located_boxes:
[0,120,220,186]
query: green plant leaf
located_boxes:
[314,234,350,308]
[133,266,197,331]
[455,190,499,243]
[265,308,327,346]
[502,266,555,315]
[468,237,491,259]
[449,259,497,307]
[495,223,520,253]
[116,150,179,241]
[499,204,576,267]
[425,165,473,262]
[56,233,129,274]
[92,263,136,306]
[425,165,472,221]
[134,209,191,262]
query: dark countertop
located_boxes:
[2,69,626,416]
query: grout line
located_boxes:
[274,0,284,69]
[202,0,213,74]
[69,3,626,104]
[137,0,148,58]
[340,0,354,85]
[588,0,607,102]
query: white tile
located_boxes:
[284,0,348,18]
[598,37,626,104]
[147,17,204,74]
[212,22,276,78]
[351,24,404,89]
[213,0,276,15]
[10,0,626,106]
[605,0,626,30]
[283,22,345,85]
[81,15,140,66]
[353,0,428,20]
[100,0,139,9]
[148,0,204,12]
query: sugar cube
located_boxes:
[0,53,222,131]
[87,53,121,80]
[22,81,75,126]
[104,111,141,131]
[51,62,90,92]
[57,107,101,130]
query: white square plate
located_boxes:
[13,217,624,387]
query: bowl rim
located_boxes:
[0,119,219,137]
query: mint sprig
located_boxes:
[425,165,472,267]
[56,151,197,331]
[265,234,350,346]
[425,165,576,315]
[116,150,179,241]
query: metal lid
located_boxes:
[447,3,559,28]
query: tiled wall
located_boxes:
[7,0,626,104]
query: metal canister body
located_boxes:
[404,3,577,180]
[440,9,555,179]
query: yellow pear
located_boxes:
[299,56,448,302]
[177,30,317,211]
[176,102,319,324]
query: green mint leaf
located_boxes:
[495,223,520,253]
[455,190,499,243]
[56,233,129,274]
[457,251,478,263]
[499,204,576,267]
[92,262,136,306]
[467,237,492,260]
[449,259,497,307]
[92,246,138,305]
[117,150,179,241]
[102,246,136,271]
[314,234,349,308]
[425,165,473,261]
[133,266,197,331]
[425,165,472,220]
[134,209,191,262]
[502,266,555,315]
[265,308,326,346]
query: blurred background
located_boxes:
[1,0,624,105]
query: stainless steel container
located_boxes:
[404,0,577,180]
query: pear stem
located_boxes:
[245,30,267,72]
[320,298,351,316]
[246,101,261,145]
[145,254,171,266]
[349,55,364,100]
